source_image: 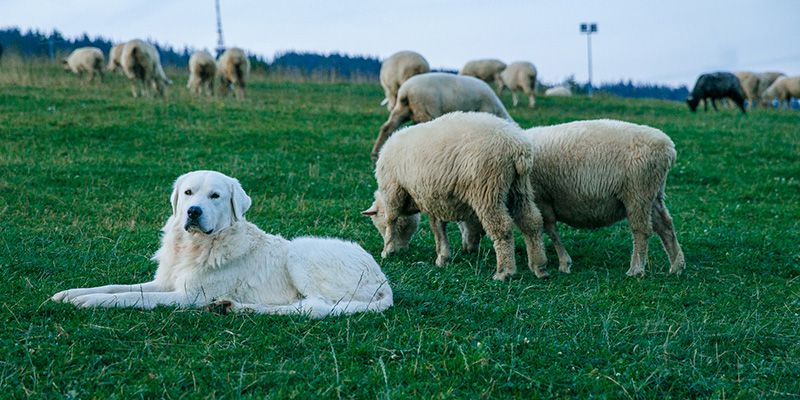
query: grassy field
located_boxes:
[1,59,799,398]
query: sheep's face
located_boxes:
[61,59,70,72]
[686,96,699,112]
[361,191,420,257]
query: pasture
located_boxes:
[1,60,799,398]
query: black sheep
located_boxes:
[686,72,746,114]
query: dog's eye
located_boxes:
[210,193,220,199]
[184,189,192,196]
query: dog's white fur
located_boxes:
[51,170,393,318]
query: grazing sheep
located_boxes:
[686,72,746,113]
[106,43,124,73]
[363,112,548,280]
[545,86,572,97]
[370,72,511,161]
[761,76,800,109]
[499,61,538,108]
[755,72,787,106]
[121,39,171,98]
[187,50,217,96]
[62,47,105,82]
[379,51,430,110]
[459,59,506,93]
[519,119,685,277]
[217,47,250,100]
[734,71,758,108]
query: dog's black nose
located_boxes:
[187,206,203,219]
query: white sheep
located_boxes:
[370,72,511,161]
[734,71,757,108]
[459,59,506,93]
[187,50,217,96]
[499,61,537,108]
[62,47,105,82]
[106,43,124,73]
[217,47,250,100]
[448,119,684,276]
[761,75,800,109]
[121,39,171,98]
[755,72,785,99]
[379,51,430,110]
[544,86,572,97]
[362,112,548,281]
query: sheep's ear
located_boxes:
[170,174,187,217]
[229,179,252,221]
[361,204,379,216]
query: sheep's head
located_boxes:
[686,95,699,112]
[61,59,70,72]
[361,191,420,257]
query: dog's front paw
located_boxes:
[51,289,86,302]
[206,299,236,314]
[70,293,119,308]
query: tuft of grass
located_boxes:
[1,59,799,398]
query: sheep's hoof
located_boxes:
[625,267,645,277]
[492,272,510,281]
[435,255,450,267]
[559,261,572,274]
[533,268,550,279]
[669,254,686,275]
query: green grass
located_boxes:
[1,60,799,398]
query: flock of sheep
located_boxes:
[63,40,250,99]
[59,45,692,278]
[687,70,798,113]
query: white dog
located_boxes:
[51,170,393,318]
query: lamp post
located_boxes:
[580,22,597,97]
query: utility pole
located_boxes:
[580,22,597,97]
[215,0,225,57]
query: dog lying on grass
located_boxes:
[51,170,393,318]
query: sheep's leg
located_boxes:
[524,86,536,108]
[458,219,484,253]
[711,99,719,112]
[475,205,516,281]
[510,199,548,278]
[651,198,685,275]
[703,99,708,112]
[624,196,654,277]
[235,83,246,100]
[371,107,412,162]
[511,91,519,107]
[430,217,451,266]
[494,78,504,96]
[539,204,572,273]
[129,79,139,98]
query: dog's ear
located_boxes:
[170,173,187,217]
[229,178,252,221]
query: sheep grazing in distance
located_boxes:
[686,72,746,113]
[187,50,217,96]
[761,76,800,109]
[217,47,250,100]
[734,71,758,108]
[545,86,572,97]
[379,51,430,110]
[62,47,105,82]
[370,72,511,161]
[755,72,787,106]
[121,39,171,98]
[363,112,548,280]
[459,59,506,93]
[106,43,124,73]
[499,61,538,108]
[519,119,685,276]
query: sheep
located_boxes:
[459,59,506,93]
[686,72,746,113]
[734,71,758,108]
[217,47,250,100]
[499,61,538,108]
[370,72,511,161]
[62,47,105,82]
[761,76,800,109]
[379,51,430,110]
[187,50,217,96]
[545,86,572,97]
[755,72,787,107]
[519,119,685,277]
[106,43,124,73]
[120,39,171,98]
[362,112,548,280]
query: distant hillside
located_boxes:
[1,27,689,100]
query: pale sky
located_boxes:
[2,0,799,87]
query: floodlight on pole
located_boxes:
[215,0,225,57]
[580,22,597,97]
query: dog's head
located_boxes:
[361,191,420,256]
[170,170,252,235]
